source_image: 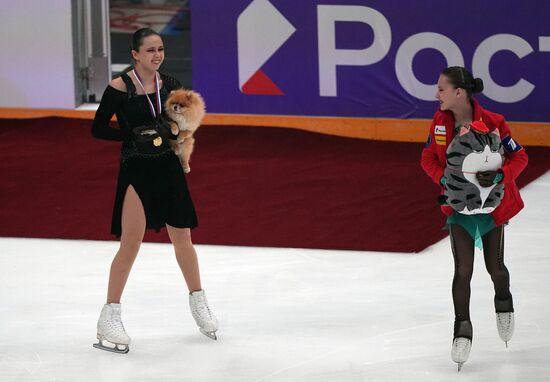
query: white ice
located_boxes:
[1,171,550,382]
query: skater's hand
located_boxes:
[476,170,502,187]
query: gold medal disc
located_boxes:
[153,137,163,147]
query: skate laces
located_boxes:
[105,310,127,334]
[454,338,470,350]
[193,293,213,320]
[497,312,512,327]
[110,317,126,332]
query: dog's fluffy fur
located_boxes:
[164,89,205,173]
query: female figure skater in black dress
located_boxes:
[91,28,218,353]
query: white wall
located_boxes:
[0,1,76,109]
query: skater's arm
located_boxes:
[497,120,528,185]
[91,85,125,141]
[420,120,445,185]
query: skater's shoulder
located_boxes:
[108,77,127,93]
[431,108,453,125]
[480,108,506,126]
[159,73,183,91]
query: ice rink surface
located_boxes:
[1,171,549,382]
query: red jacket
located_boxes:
[420,99,528,226]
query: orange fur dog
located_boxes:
[164,89,206,173]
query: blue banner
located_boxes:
[192,1,550,122]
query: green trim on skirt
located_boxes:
[447,213,496,250]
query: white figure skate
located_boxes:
[495,296,514,348]
[451,320,472,372]
[496,312,514,347]
[189,290,219,340]
[451,337,472,372]
[93,303,131,354]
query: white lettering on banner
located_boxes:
[317,5,391,97]
[540,37,550,52]
[236,3,550,104]
[435,125,446,135]
[472,34,534,103]
[395,32,464,101]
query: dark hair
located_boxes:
[441,66,484,97]
[131,28,161,51]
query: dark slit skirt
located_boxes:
[110,151,198,236]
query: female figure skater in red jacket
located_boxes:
[421,66,528,371]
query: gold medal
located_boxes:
[153,137,163,147]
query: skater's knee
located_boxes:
[455,265,473,281]
[113,242,141,269]
[119,231,143,253]
[118,240,141,256]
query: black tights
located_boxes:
[449,224,512,322]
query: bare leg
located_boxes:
[166,225,202,292]
[106,185,146,303]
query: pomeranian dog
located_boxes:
[164,89,206,173]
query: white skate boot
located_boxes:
[93,303,131,354]
[189,290,218,340]
[451,320,472,372]
[451,338,472,372]
[496,312,514,347]
[495,296,514,347]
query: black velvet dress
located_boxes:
[91,72,198,236]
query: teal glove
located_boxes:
[440,176,447,186]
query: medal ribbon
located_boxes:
[132,69,161,119]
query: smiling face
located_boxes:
[131,34,164,71]
[436,74,467,112]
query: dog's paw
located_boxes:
[184,166,191,174]
[169,123,179,135]
[179,130,192,139]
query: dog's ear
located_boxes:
[170,90,174,95]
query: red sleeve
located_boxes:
[498,119,528,184]
[420,118,445,185]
